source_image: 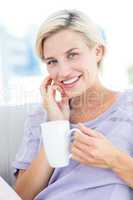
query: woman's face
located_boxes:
[43,29,103,98]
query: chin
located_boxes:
[66,87,87,99]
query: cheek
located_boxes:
[81,59,98,84]
[78,54,93,68]
[47,68,58,79]
[83,56,98,73]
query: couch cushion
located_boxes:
[0,103,37,185]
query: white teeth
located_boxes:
[62,76,80,84]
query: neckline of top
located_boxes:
[70,90,127,128]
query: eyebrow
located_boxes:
[44,48,79,61]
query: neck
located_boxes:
[69,83,117,113]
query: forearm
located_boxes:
[110,149,133,188]
[14,146,54,200]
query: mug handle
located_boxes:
[68,128,82,159]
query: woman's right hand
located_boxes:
[40,75,70,121]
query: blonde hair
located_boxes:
[36,9,106,65]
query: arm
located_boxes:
[71,123,133,188]
[109,150,133,188]
[14,76,70,200]
[14,145,54,200]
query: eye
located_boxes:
[47,59,58,66]
[68,52,78,59]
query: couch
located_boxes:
[0,103,37,186]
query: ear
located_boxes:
[95,44,105,64]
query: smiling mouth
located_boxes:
[61,75,82,88]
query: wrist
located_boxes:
[107,149,132,172]
[107,149,133,187]
[47,112,69,121]
[105,148,122,170]
[48,116,69,121]
[48,117,70,121]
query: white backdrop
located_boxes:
[0,0,133,105]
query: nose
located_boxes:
[57,62,73,81]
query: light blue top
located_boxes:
[13,89,133,200]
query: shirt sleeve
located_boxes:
[12,105,47,175]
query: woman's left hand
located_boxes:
[71,123,120,168]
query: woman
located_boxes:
[13,9,133,200]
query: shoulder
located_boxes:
[108,89,133,128]
[121,89,133,102]
[117,89,133,116]
[25,103,48,129]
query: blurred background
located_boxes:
[0,0,133,106]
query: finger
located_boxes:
[78,123,101,138]
[41,80,50,97]
[40,84,47,97]
[47,85,55,101]
[71,153,85,164]
[71,146,87,163]
[47,85,59,106]
[73,131,96,147]
[71,145,94,164]
[53,84,66,98]
[42,76,52,88]
[58,96,69,110]
[72,140,94,157]
[40,76,53,96]
[50,85,68,106]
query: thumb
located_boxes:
[78,123,98,138]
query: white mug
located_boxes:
[41,120,81,168]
